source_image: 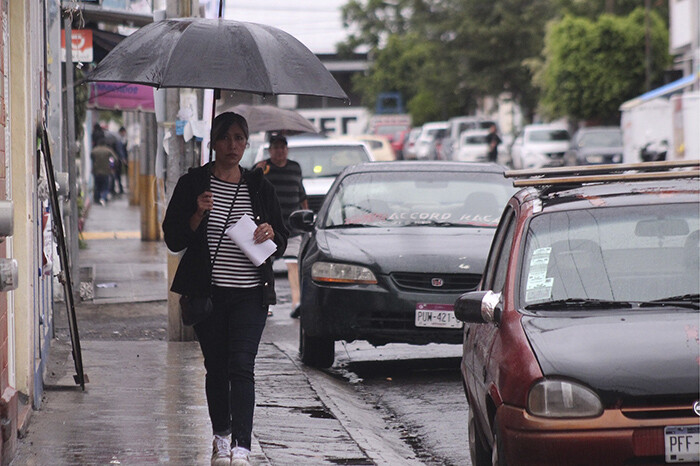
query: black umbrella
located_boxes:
[85,17,348,100]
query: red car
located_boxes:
[455,162,700,465]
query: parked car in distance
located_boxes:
[390,128,411,159]
[255,137,374,212]
[402,127,423,160]
[337,134,396,161]
[564,126,623,165]
[456,162,700,466]
[454,129,490,162]
[290,161,518,368]
[442,116,498,160]
[510,124,571,169]
[413,121,449,160]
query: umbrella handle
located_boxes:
[209,0,222,163]
[208,88,222,164]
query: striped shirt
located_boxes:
[207,176,262,288]
[262,159,306,232]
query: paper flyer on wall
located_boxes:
[225,214,277,267]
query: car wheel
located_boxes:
[468,408,491,466]
[492,420,507,466]
[299,319,334,368]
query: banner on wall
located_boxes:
[88,82,155,112]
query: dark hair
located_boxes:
[211,112,249,142]
[269,133,287,146]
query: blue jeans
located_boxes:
[194,286,267,449]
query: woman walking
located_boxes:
[163,112,288,465]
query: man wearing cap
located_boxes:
[256,134,308,317]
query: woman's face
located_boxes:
[213,123,248,166]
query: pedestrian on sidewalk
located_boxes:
[486,123,501,163]
[91,138,117,206]
[255,133,308,318]
[162,112,288,466]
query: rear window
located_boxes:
[528,129,570,142]
[462,134,488,145]
[262,144,371,178]
[579,130,622,147]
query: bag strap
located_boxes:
[210,180,242,267]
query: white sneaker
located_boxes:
[231,446,251,466]
[211,435,231,466]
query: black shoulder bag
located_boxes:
[180,181,242,326]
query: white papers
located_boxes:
[225,214,277,267]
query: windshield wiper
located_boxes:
[639,294,699,310]
[525,298,634,311]
[324,223,378,229]
[400,220,470,227]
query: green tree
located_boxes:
[539,8,670,123]
[340,0,557,123]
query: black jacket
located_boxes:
[162,162,288,306]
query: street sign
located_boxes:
[61,29,93,62]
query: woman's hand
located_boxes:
[196,191,214,216]
[253,223,274,244]
[190,191,213,231]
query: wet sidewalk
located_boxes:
[10,195,403,465]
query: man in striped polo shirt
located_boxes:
[257,134,308,317]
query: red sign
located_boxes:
[61,29,93,62]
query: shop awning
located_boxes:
[620,73,698,111]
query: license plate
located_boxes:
[415,303,463,329]
[665,425,700,463]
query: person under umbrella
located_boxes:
[255,133,308,318]
[162,112,288,466]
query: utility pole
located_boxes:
[165,0,198,342]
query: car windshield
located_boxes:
[323,171,516,228]
[262,145,371,178]
[519,203,699,306]
[527,129,570,142]
[578,130,622,147]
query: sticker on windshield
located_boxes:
[313,165,323,174]
[526,247,553,301]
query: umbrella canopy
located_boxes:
[220,104,317,134]
[85,17,348,101]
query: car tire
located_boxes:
[468,408,491,466]
[492,419,507,466]
[299,319,334,368]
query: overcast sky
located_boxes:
[220,0,352,54]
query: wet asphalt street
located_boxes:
[11,194,470,465]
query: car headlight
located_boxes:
[311,261,377,284]
[527,379,603,418]
[585,154,603,164]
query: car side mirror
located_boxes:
[454,290,502,324]
[289,209,315,232]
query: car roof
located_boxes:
[421,121,449,129]
[338,160,508,176]
[575,126,621,132]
